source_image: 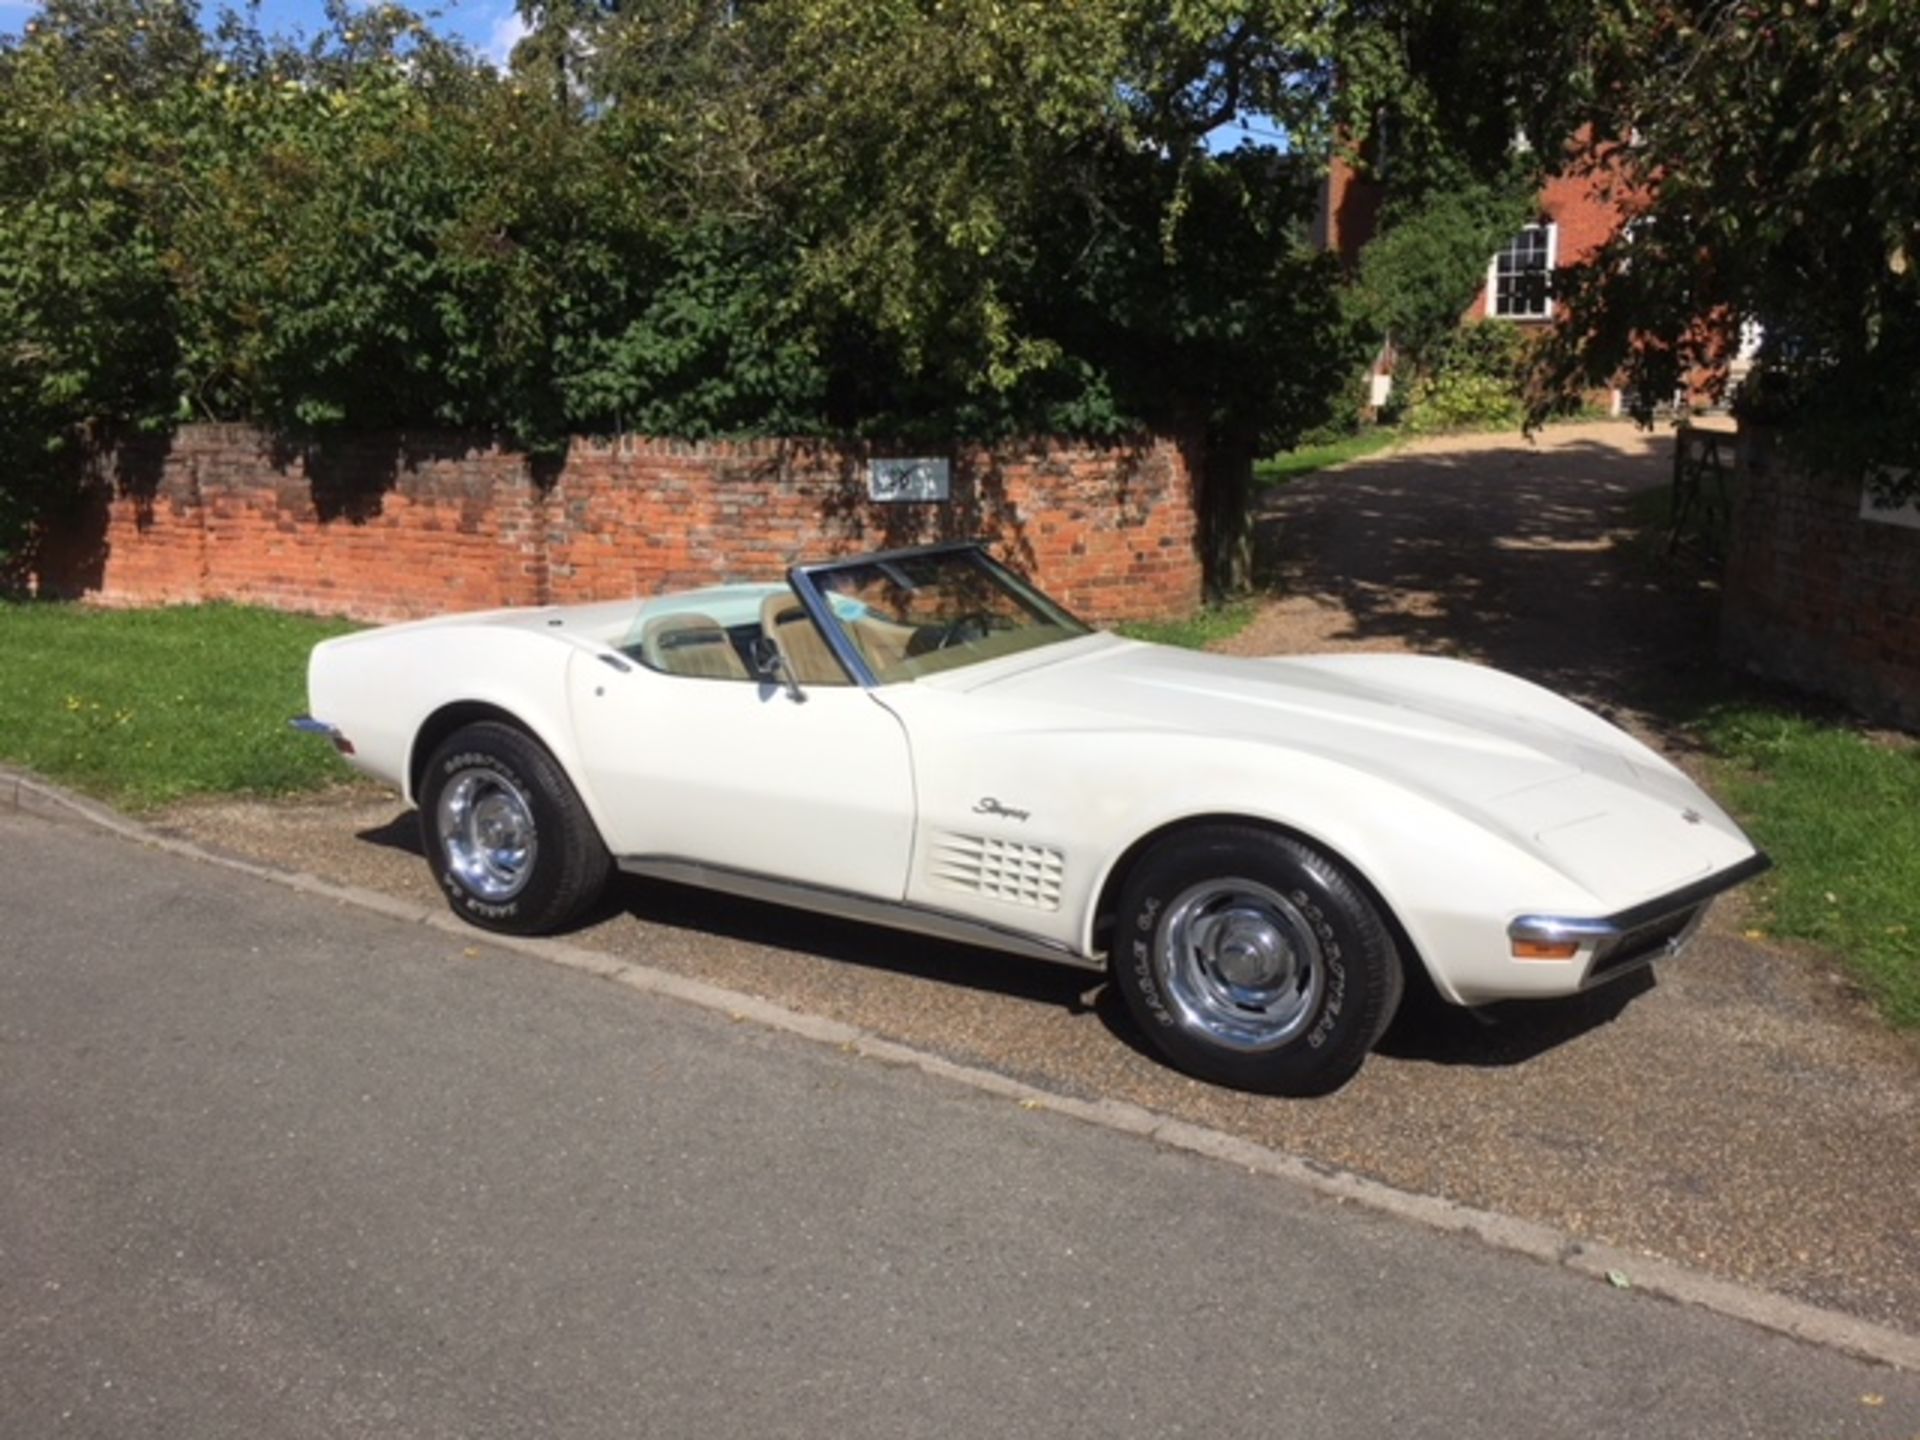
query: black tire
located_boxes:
[1113,824,1404,1095]
[418,720,612,936]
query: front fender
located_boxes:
[881,691,1611,1005]
[1064,736,1603,1003]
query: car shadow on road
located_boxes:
[356,812,424,856]
[611,875,1101,1011]
[613,869,1658,1080]
[356,805,1084,1001]
[1087,962,1654,1081]
[1374,969,1655,1068]
[356,811,1652,1079]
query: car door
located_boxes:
[565,649,916,901]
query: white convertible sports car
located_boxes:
[297,541,1767,1094]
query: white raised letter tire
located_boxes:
[419,720,612,936]
[1113,825,1403,1096]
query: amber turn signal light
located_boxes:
[1511,939,1580,961]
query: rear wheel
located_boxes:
[1113,825,1403,1095]
[419,721,611,935]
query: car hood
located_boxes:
[941,637,1753,903]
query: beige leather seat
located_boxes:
[846,613,917,673]
[759,592,850,686]
[639,613,750,681]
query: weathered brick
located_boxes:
[30,426,1204,626]
[1721,427,1920,730]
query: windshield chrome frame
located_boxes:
[788,540,1086,690]
[784,565,880,688]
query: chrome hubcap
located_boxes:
[437,766,538,902]
[1157,879,1325,1053]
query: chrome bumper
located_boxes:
[1509,851,1773,988]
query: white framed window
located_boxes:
[1487,222,1557,320]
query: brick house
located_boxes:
[1466,167,1624,329]
[1315,148,1751,413]
[1317,152,1918,728]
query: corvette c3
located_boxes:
[296,541,1767,1094]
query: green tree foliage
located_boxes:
[0,0,832,567]
[1526,0,1920,491]
[1345,167,1536,377]
[1329,0,1603,198]
[0,0,1574,587]
[1313,1,1597,410]
[0,0,201,565]
[1399,319,1533,433]
[584,0,1375,587]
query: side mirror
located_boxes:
[749,635,807,704]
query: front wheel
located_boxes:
[1113,825,1403,1095]
[419,720,611,936]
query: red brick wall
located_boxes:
[1721,428,1920,730]
[29,426,1203,625]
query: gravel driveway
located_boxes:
[154,422,1920,1333]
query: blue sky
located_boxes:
[0,0,530,65]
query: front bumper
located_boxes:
[1508,850,1773,990]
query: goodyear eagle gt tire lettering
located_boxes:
[1114,824,1404,1095]
[420,720,611,936]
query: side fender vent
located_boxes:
[929,833,1065,912]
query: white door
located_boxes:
[566,656,916,900]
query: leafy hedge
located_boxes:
[1399,322,1533,434]
[0,0,1382,581]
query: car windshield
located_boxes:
[800,547,1090,683]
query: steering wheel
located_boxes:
[933,612,992,650]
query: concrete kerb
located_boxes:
[8,765,1917,1375]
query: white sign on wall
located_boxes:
[869,457,951,503]
[1861,466,1920,531]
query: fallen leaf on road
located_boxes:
[1860,1394,1884,1407]
[1606,1270,1632,1289]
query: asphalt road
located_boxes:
[4,810,1919,1438]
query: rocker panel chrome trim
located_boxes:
[615,855,1103,971]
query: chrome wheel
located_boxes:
[1156,878,1326,1053]
[436,765,539,903]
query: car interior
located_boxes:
[619,550,1083,687]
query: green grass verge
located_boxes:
[1115,599,1259,650]
[1698,704,1920,1028]
[0,602,362,810]
[1255,427,1402,486]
